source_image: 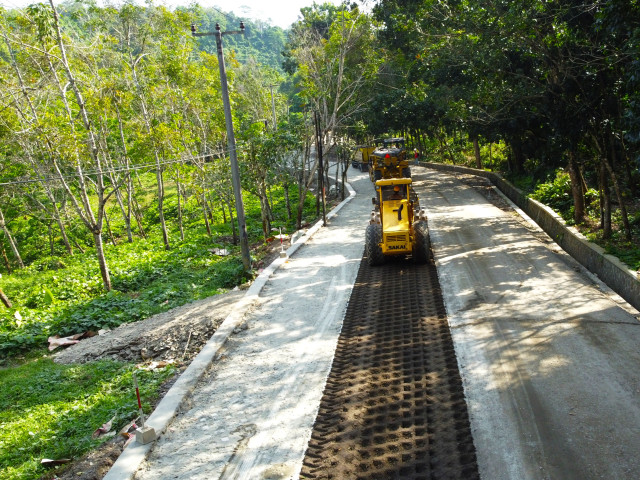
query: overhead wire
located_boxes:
[0,147,244,187]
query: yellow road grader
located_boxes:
[365,178,430,266]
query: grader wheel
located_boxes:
[413,221,431,264]
[365,224,385,266]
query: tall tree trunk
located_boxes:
[48,223,55,255]
[228,203,238,245]
[473,135,482,169]
[52,201,73,255]
[567,150,586,224]
[489,143,493,170]
[93,230,111,291]
[49,0,111,289]
[156,164,170,250]
[114,104,134,243]
[599,160,612,239]
[0,207,24,268]
[104,208,117,247]
[200,193,212,238]
[283,183,292,220]
[176,179,184,241]
[132,196,147,239]
[603,134,632,240]
[0,287,12,308]
[510,138,525,173]
[2,245,12,273]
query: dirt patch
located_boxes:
[41,440,123,480]
[53,289,245,365]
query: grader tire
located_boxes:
[365,224,385,266]
[374,170,382,181]
[413,221,431,264]
[402,167,412,178]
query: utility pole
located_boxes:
[314,111,326,226]
[191,22,251,271]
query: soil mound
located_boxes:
[54,289,245,365]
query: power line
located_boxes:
[0,149,240,187]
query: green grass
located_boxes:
[0,358,174,480]
[0,234,248,358]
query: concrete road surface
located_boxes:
[413,167,640,480]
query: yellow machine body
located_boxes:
[368,138,410,181]
[375,178,415,256]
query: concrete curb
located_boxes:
[103,183,357,480]
[420,161,640,312]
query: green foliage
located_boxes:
[0,358,174,480]
[0,234,248,358]
[0,178,316,359]
[603,242,640,271]
[530,170,574,217]
[529,169,599,223]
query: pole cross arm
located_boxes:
[190,22,245,37]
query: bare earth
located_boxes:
[53,289,246,365]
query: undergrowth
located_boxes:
[0,235,247,358]
[0,358,174,480]
[524,169,639,270]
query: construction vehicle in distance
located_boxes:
[365,177,430,266]
[352,145,375,172]
[368,137,411,182]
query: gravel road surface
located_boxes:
[132,170,373,480]
[414,167,640,480]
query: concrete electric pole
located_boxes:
[191,22,251,271]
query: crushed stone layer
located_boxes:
[300,257,479,480]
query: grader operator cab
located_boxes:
[365,178,430,266]
[368,137,411,182]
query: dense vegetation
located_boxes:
[0,0,639,478]
[360,0,640,266]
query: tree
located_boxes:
[286,4,381,139]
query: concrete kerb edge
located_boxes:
[103,182,356,480]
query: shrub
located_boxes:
[530,170,573,217]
